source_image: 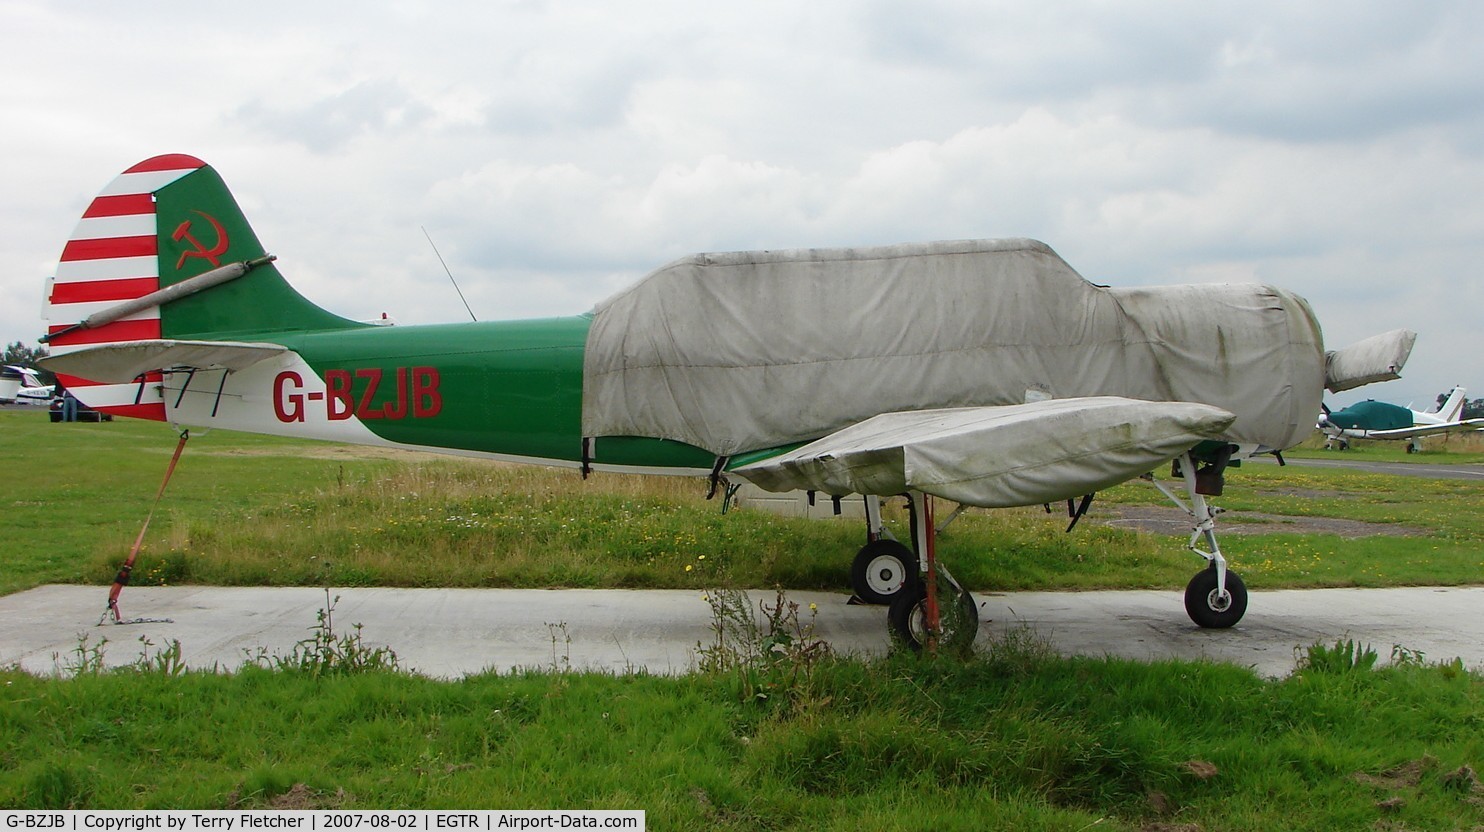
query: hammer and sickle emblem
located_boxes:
[172,210,230,269]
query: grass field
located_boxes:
[5,410,1484,597]
[3,408,1483,827]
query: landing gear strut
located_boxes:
[889,580,978,651]
[888,491,979,652]
[1146,450,1249,629]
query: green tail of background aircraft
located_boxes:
[39,154,1417,646]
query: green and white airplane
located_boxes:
[38,154,1415,647]
[1319,386,1483,452]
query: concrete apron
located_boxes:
[2,585,1481,679]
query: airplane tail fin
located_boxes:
[42,154,363,419]
[1437,386,1467,421]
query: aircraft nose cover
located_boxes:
[734,396,1237,509]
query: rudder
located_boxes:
[43,154,363,420]
[1436,386,1467,421]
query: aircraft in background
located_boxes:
[1318,386,1482,452]
[0,365,54,405]
[38,154,1415,647]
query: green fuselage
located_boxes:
[263,315,717,472]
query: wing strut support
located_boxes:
[168,367,232,418]
[1065,493,1096,533]
[211,370,230,417]
[935,502,969,535]
[132,365,236,418]
[172,369,197,408]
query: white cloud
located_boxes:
[3,0,1482,408]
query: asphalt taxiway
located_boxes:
[1248,453,1484,480]
[2,584,1480,679]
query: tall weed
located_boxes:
[1301,638,1379,674]
[243,590,401,677]
[696,588,832,703]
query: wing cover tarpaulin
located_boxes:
[582,239,1326,456]
[733,397,1236,508]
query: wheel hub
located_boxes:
[866,555,906,594]
[1206,589,1232,613]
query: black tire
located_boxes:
[850,539,918,605]
[1184,566,1247,629]
[888,583,979,652]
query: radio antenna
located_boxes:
[422,226,477,322]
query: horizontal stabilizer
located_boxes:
[734,397,1236,509]
[38,339,289,383]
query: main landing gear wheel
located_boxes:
[850,539,918,605]
[1184,566,1247,629]
[888,581,979,652]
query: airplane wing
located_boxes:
[1358,420,1484,440]
[733,397,1236,509]
[37,339,290,383]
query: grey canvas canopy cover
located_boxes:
[582,238,1329,460]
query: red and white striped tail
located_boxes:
[45,154,206,420]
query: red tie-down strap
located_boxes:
[100,430,190,625]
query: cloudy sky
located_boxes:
[2,1,1481,409]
